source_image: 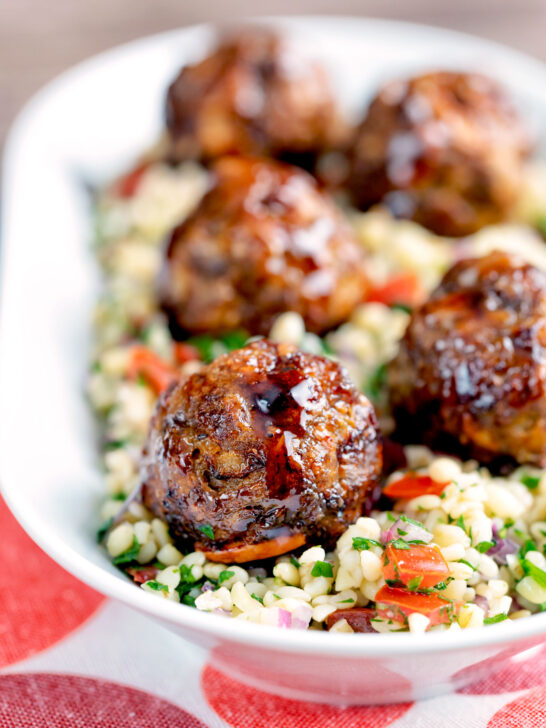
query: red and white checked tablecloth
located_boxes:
[1,493,546,728]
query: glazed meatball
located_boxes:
[388,251,546,466]
[142,340,382,560]
[165,27,346,162]
[160,156,369,336]
[348,72,531,237]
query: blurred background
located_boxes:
[1,0,546,146]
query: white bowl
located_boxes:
[2,17,546,705]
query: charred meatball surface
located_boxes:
[160,156,369,336]
[348,72,531,237]
[142,340,382,559]
[166,27,346,162]
[389,251,546,466]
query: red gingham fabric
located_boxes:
[2,492,546,727]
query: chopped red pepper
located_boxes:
[383,474,448,500]
[366,272,422,307]
[326,608,377,633]
[114,161,151,198]
[383,543,450,589]
[127,345,179,395]
[375,585,456,627]
[126,565,158,584]
[173,341,200,365]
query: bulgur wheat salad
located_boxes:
[88,28,546,634]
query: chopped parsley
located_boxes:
[111,492,126,501]
[218,570,235,585]
[339,598,355,603]
[198,524,215,540]
[145,580,168,593]
[390,539,411,550]
[484,613,508,625]
[352,537,382,551]
[458,558,477,571]
[188,330,248,363]
[523,559,546,590]
[521,474,541,490]
[97,517,113,543]
[455,515,467,533]
[399,514,428,529]
[112,536,140,565]
[290,556,301,568]
[179,564,197,582]
[311,561,334,578]
[407,576,423,591]
[363,363,387,401]
[476,541,495,554]
[251,593,264,604]
[392,303,412,314]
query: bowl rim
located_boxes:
[2,14,546,658]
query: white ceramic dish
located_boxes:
[2,17,546,705]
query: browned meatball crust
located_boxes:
[348,72,531,237]
[388,251,546,466]
[142,340,382,558]
[160,156,369,337]
[166,27,346,162]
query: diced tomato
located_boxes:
[366,272,422,307]
[326,608,377,633]
[127,345,179,395]
[126,565,158,584]
[383,473,448,500]
[375,585,456,627]
[173,341,200,365]
[114,161,151,198]
[197,533,306,564]
[383,543,450,589]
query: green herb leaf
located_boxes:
[311,561,334,578]
[523,559,546,590]
[476,541,495,554]
[399,514,428,529]
[339,598,355,603]
[521,474,541,490]
[97,517,114,543]
[352,537,382,551]
[458,558,477,571]
[407,576,423,591]
[179,564,197,583]
[455,515,467,533]
[251,593,264,604]
[112,535,140,565]
[198,524,215,540]
[363,363,387,401]
[519,540,539,559]
[392,303,412,314]
[391,538,411,550]
[218,570,235,585]
[111,492,126,502]
[145,580,168,592]
[484,613,508,625]
[290,556,301,568]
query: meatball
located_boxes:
[165,27,346,162]
[160,156,369,336]
[388,251,546,466]
[142,339,382,561]
[348,72,531,237]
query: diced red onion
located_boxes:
[278,609,292,629]
[201,581,215,592]
[381,518,433,545]
[290,604,313,630]
[474,595,489,612]
[489,525,519,565]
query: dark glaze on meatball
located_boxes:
[388,251,546,466]
[166,27,347,163]
[142,340,382,560]
[160,156,369,337]
[348,72,531,237]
